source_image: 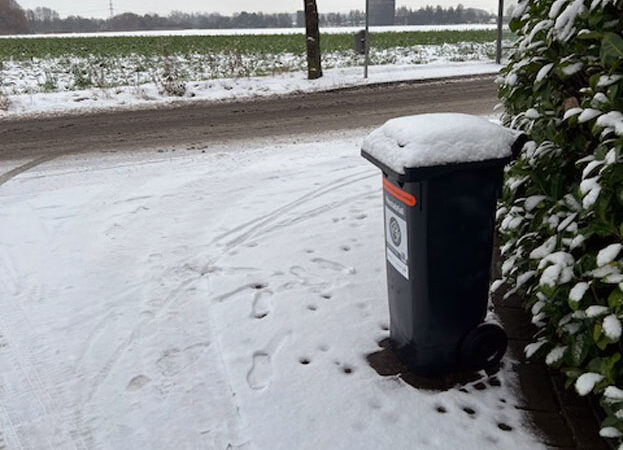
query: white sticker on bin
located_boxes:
[385,204,409,280]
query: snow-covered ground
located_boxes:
[0,24,501,39]
[0,130,543,449]
[1,61,501,118]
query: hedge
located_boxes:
[496,0,623,444]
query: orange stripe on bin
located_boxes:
[383,178,416,207]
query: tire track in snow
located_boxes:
[0,203,85,448]
[0,154,62,186]
[0,288,85,448]
[211,169,370,243]
[74,276,197,430]
[256,189,377,239]
[72,283,145,368]
[210,170,376,257]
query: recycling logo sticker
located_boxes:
[384,205,409,280]
[389,217,401,247]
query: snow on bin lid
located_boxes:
[362,113,519,173]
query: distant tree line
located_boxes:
[0,1,496,35]
[395,5,494,25]
[317,5,495,27]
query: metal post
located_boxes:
[364,0,370,78]
[496,0,503,64]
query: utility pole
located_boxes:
[496,0,503,64]
[364,0,370,79]
[109,0,114,18]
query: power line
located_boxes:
[109,0,114,17]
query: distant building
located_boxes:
[296,10,305,28]
[369,0,395,26]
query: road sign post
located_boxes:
[496,0,503,64]
[364,0,370,79]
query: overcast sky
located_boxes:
[17,0,499,19]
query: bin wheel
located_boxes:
[459,323,507,372]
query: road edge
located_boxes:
[0,73,499,123]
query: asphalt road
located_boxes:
[0,75,499,162]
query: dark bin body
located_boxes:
[362,153,511,374]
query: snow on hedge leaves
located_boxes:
[498,0,623,441]
[579,176,602,209]
[538,252,575,287]
[546,345,567,365]
[605,386,623,402]
[576,372,604,396]
[597,111,623,136]
[600,427,623,438]
[597,243,622,267]
[569,282,590,302]
[553,0,586,42]
[603,314,622,340]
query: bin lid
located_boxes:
[361,113,523,179]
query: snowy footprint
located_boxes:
[251,289,273,319]
[247,352,272,390]
[279,266,329,292]
[311,257,356,275]
[246,331,291,391]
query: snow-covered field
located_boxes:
[0,24,500,39]
[0,130,543,449]
[1,42,500,97]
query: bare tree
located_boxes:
[31,6,60,22]
[0,0,28,35]
[304,0,322,80]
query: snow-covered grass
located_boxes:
[0,130,543,449]
[2,61,502,118]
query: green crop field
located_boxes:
[0,29,506,60]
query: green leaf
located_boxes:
[604,353,621,373]
[589,73,602,90]
[608,288,623,310]
[509,18,523,33]
[601,32,623,69]
[578,31,603,40]
[564,377,575,390]
[591,219,616,237]
[597,336,610,350]
[594,323,603,341]
[569,298,580,311]
[602,415,619,428]
[571,332,592,366]
[564,367,582,381]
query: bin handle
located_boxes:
[511,133,529,160]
